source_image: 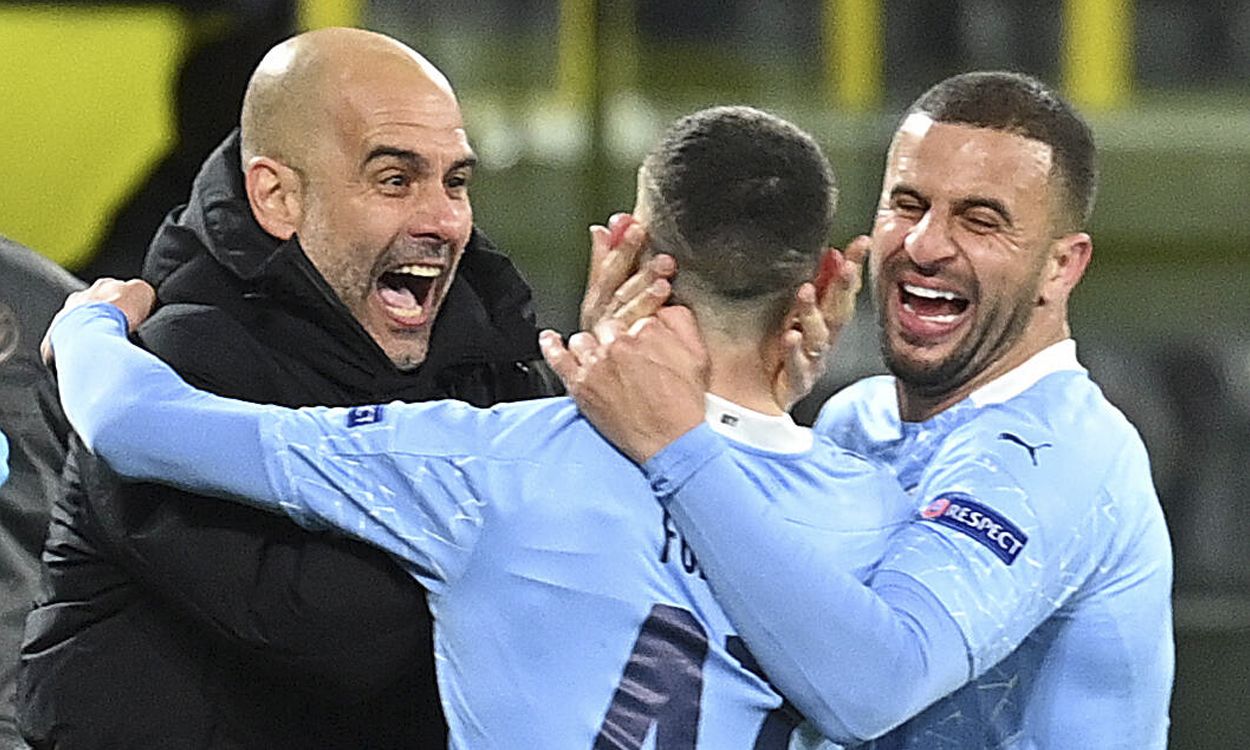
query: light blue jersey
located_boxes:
[0,429,8,487]
[815,340,1173,748]
[50,303,914,750]
[635,340,1173,749]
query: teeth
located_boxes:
[903,283,961,301]
[916,311,960,324]
[393,264,441,278]
[386,304,425,320]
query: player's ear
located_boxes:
[245,156,303,241]
[1039,232,1091,306]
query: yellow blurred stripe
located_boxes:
[1063,0,1132,110]
[557,0,596,107]
[826,0,883,112]
[298,0,364,31]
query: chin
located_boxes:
[387,344,430,371]
[882,339,966,391]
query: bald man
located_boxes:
[18,28,557,749]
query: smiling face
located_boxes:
[870,114,1064,411]
[294,60,475,370]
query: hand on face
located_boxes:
[42,278,156,365]
[541,305,709,465]
[773,235,869,409]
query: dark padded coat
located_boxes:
[18,131,559,749]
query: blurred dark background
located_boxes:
[0,1,1246,747]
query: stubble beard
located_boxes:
[874,272,1039,400]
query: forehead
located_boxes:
[330,70,471,159]
[885,114,1054,207]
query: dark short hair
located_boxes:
[641,106,836,332]
[908,71,1097,230]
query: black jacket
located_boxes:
[0,238,81,750]
[18,132,559,749]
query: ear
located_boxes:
[244,156,303,240]
[1039,232,1092,306]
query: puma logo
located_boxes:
[998,432,1052,466]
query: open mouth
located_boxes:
[899,282,969,324]
[376,264,442,325]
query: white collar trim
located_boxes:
[704,393,813,453]
[968,339,1085,408]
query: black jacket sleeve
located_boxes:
[83,307,432,698]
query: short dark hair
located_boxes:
[908,71,1097,230]
[640,106,836,336]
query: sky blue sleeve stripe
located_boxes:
[644,424,969,743]
[50,302,283,508]
[0,429,8,487]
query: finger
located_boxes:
[611,278,670,330]
[567,331,602,365]
[655,306,706,360]
[591,317,630,350]
[539,330,579,384]
[781,327,811,383]
[121,279,158,331]
[844,233,871,268]
[609,250,675,311]
[606,212,635,249]
[579,225,613,324]
[793,282,829,359]
[580,221,644,329]
[785,325,831,406]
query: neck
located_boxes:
[704,330,785,415]
[896,317,1070,422]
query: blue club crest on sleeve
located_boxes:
[919,492,1028,565]
[347,405,385,428]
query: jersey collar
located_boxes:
[704,393,813,453]
[968,338,1086,408]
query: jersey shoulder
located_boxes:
[952,369,1148,480]
[813,375,900,452]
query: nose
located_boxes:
[409,182,472,245]
[902,210,957,270]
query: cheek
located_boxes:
[453,200,473,242]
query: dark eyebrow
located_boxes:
[363,147,478,176]
[364,146,428,171]
[953,196,1013,226]
[888,184,927,204]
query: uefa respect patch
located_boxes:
[919,492,1028,565]
[346,405,386,428]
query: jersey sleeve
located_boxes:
[50,302,488,589]
[644,424,970,743]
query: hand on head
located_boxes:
[549,214,868,462]
[578,214,675,331]
[773,234,869,409]
[541,306,708,464]
[41,278,156,365]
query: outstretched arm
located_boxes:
[46,283,488,588]
[49,299,278,502]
